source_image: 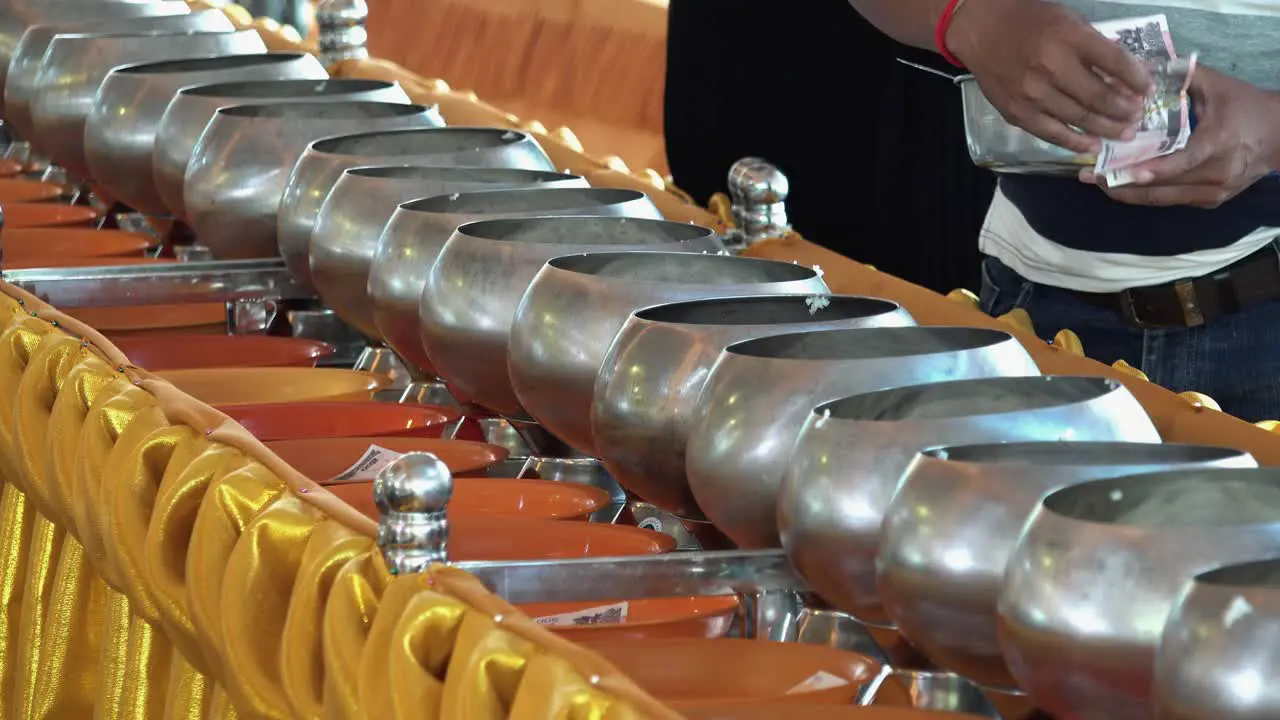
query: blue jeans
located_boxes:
[978,253,1280,422]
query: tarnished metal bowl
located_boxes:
[684,327,1036,546]
[592,296,916,518]
[781,375,1158,627]
[999,467,1280,720]
[184,101,440,259]
[509,251,828,456]
[312,165,585,339]
[880,441,1255,691]
[1,2,197,126]
[1154,557,1280,720]
[421,217,724,417]
[153,79,407,221]
[85,52,326,214]
[30,27,263,181]
[368,187,662,379]
[279,127,554,288]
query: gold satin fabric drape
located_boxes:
[0,285,681,720]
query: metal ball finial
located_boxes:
[374,452,454,515]
[725,157,791,248]
[316,0,370,66]
[375,452,453,574]
[728,157,789,206]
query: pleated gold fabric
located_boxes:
[0,274,683,720]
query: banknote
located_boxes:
[1087,15,1198,187]
[1100,54,1197,186]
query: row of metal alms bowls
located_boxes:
[20,15,1280,712]
[392,227,1276,720]
[4,8,453,251]
[516,285,1280,720]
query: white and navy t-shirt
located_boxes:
[981,0,1280,293]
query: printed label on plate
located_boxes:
[785,670,850,695]
[533,602,629,627]
[329,445,405,483]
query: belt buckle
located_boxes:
[1118,291,1160,328]
[1118,281,1205,328]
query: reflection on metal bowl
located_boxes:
[311,165,584,339]
[958,75,1096,175]
[687,326,1037,549]
[152,78,407,221]
[26,21,249,170]
[184,101,438,259]
[880,441,1255,690]
[999,467,1280,720]
[422,216,722,417]
[1154,557,1280,720]
[86,52,326,214]
[594,296,914,518]
[781,375,1158,627]
[369,187,662,379]
[3,4,206,132]
[510,252,829,457]
[31,27,263,180]
[279,127,554,288]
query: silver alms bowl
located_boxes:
[1000,467,1280,719]
[183,100,439,259]
[686,326,1039,548]
[311,165,584,339]
[880,441,1255,690]
[421,217,724,416]
[2,2,199,128]
[509,251,829,456]
[85,52,325,214]
[152,78,406,221]
[368,187,661,379]
[781,375,1159,627]
[1154,556,1280,720]
[593,296,915,518]
[278,127,554,288]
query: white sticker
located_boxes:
[785,670,850,695]
[533,601,629,628]
[328,445,405,483]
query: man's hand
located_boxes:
[947,0,1152,153]
[1081,67,1280,209]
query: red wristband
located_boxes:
[935,0,967,68]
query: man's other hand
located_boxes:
[1082,67,1280,209]
[949,0,1152,154]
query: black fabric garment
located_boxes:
[1001,173,1280,256]
[663,0,997,294]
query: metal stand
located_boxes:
[371,453,810,641]
[3,259,312,308]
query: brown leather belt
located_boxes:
[1075,243,1280,328]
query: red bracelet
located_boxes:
[935,0,967,68]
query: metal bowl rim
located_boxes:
[453,215,713,244]
[812,375,1124,422]
[916,440,1249,466]
[724,324,1014,361]
[175,78,394,99]
[109,51,309,76]
[630,293,905,325]
[400,186,648,214]
[1038,466,1280,527]
[212,100,427,119]
[308,126,537,155]
[543,250,818,281]
[341,164,578,183]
